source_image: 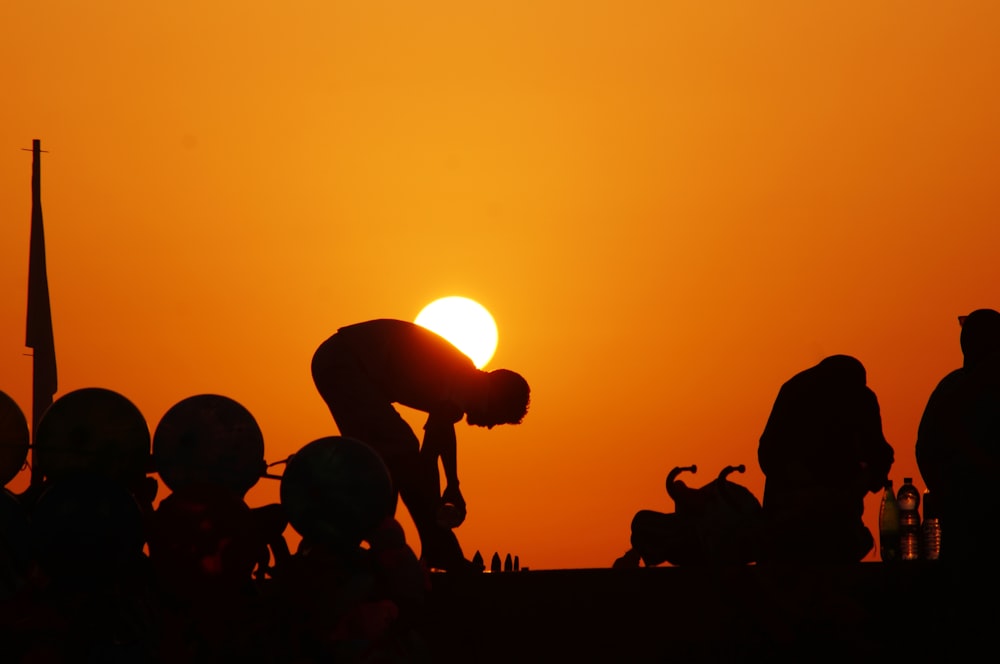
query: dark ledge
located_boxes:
[420,562,973,663]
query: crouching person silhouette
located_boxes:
[756,355,894,563]
[311,319,530,573]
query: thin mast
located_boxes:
[24,138,57,488]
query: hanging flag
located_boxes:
[25,139,57,435]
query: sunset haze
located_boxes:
[2,1,999,569]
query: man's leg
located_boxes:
[312,336,464,568]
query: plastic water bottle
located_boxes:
[879,480,901,562]
[897,478,921,561]
[921,490,942,561]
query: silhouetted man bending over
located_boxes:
[311,319,530,572]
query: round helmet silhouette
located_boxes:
[153,394,266,496]
[280,436,395,549]
[0,391,30,487]
[33,388,151,485]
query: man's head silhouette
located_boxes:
[959,308,1000,368]
[816,354,867,388]
[466,369,530,428]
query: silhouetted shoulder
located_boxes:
[332,320,479,393]
[335,319,476,369]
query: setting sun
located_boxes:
[415,297,499,369]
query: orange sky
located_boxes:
[2,2,999,570]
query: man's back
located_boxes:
[759,357,892,499]
[332,319,479,414]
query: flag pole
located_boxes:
[23,138,57,490]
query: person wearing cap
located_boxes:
[310,319,530,573]
[916,308,1000,563]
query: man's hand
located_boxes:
[438,484,467,528]
[423,411,461,493]
[442,484,466,511]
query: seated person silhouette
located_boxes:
[916,308,1000,563]
[311,319,531,573]
[757,355,894,563]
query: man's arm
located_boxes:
[856,389,894,494]
[423,410,460,490]
[423,409,466,522]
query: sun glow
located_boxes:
[415,297,499,369]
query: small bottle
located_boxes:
[879,479,901,562]
[921,490,942,561]
[897,477,921,561]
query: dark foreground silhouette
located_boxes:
[4,329,1000,661]
[1,389,431,662]
[0,378,993,662]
